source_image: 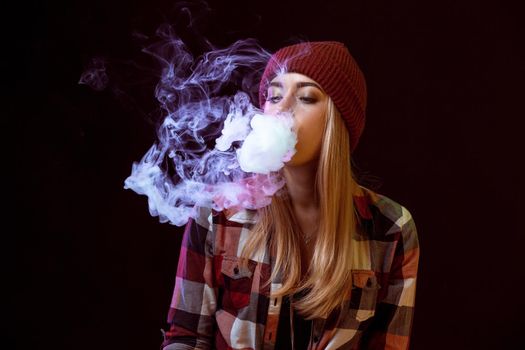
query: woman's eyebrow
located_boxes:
[296,82,323,91]
[269,81,323,91]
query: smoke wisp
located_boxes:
[119,27,297,226]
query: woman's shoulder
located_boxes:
[187,206,259,255]
[357,185,417,237]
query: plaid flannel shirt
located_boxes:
[161,185,419,349]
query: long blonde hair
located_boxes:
[241,98,359,319]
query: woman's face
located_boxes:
[263,73,328,167]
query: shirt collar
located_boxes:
[225,207,259,224]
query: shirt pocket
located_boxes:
[219,255,257,311]
[350,269,380,322]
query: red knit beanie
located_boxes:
[259,41,367,152]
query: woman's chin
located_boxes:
[283,156,319,169]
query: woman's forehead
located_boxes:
[268,72,325,93]
[270,72,317,85]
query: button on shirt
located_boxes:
[161,185,420,350]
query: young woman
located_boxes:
[161,41,419,350]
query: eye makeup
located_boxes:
[266,82,323,105]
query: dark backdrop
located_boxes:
[14,0,524,349]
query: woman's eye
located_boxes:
[299,96,317,104]
[268,96,282,103]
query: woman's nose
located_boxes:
[276,94,295,113]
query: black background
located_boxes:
[14,0,524,349]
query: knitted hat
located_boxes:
[258,41,367,151]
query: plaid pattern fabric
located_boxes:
[161,185,419,350]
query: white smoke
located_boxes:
[122,32,297,226]
[236,113,297,174]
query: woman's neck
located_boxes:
[283,160,320,260]
[283,160,319,211]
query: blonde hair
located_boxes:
[241,98,359,319]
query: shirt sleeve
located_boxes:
[359,208,420,349]
[160,209,217,350]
